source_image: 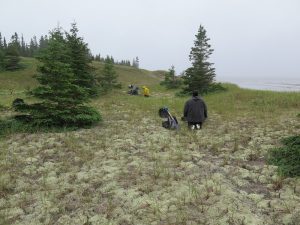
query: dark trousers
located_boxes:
[188,122,202,129]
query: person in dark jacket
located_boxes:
[183,90,207,129]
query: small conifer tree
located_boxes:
[98,58,121,94]
[4,43,21,71]
[160,65,182,89]
[15,28,101,127]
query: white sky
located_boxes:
[1,0,300,81]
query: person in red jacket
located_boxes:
[183,90,207,130]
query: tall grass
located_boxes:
[1,58,299,122]
[204,83,300,119]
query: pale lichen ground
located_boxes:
[1,95,300,225]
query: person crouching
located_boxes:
[183,90,207,130]
[142,86,150,97]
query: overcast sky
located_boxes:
[1,0,300,81]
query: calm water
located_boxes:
[220,78,300,92]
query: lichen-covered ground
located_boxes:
[1,94,300,225]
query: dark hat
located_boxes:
[192,90,198,97]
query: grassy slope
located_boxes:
[0,58,300,225]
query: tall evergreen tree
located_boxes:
[39,35,45,50]
[65,23,98,97]
[0,33,3,50]
[14,28,101,127]
[0,49,4,71]
[0,33,3,70]
[95,54,101,61]
[135,56,139,68]
[3,37,7,49]
[132,56,139,68]
[20,34,27,56]
[11,32,21,51]
[98,58,121,94]
[28,36,38,56]
[39,35,48,51]
[3,35,21,71]
[182,25,220,94]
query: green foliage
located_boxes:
[0,31,48,58]
[66,23,98,97]
[268,135,300,177]
[160,65,182,89]
[98,58,121,94]
[3,44,21,71]
[0,49,4,71]
[0,116,89,138]
[0,103,5,111]
[181,25,222,95]
[207,82,227,93]
[14,27,101,128]
[0,119,31,138]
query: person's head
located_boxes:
[192,90,198,97]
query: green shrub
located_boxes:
[267,135,300,177]
[0,119,31,138]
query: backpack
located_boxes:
[159,107,179,130]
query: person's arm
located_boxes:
[203,101,208,118]
[183,101,189,118]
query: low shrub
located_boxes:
[267,135,300,177]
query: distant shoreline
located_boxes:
[220,80,300,92]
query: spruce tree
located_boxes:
[4,37,21,71]
[38,35,49,51]
[132,58,136,68]
[0,49,4,71]
[95,54,101,61]
[20,34,27,56]
[0,33,3,50]
[65,23,98,96]
[132,56,139,68]
[0,33,3,70]
[3,38,7,49]
[182,25,221,94]
[135,56,139,68]
[15,28,101,127]
[161,65,182,89]
[28,36,38,57]
[11,33,21,52]
[98,58,121,94]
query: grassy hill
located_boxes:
[0,58,300,224]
